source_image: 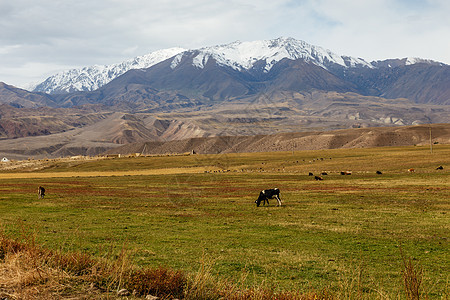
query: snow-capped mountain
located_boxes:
[33,47,185,94]
[170,37,373,72]
[33,37,445,96]
[35,37,376,94]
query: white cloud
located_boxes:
[294,0,450,61]
[0,0,449,88]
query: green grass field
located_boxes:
[1,145,449,298]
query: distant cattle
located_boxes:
[321,172,328,175]
[308,172,314,176]
[314,176,323,181]
[38,186,45,199]
[341,171,352,175]
[256,188,282,207]
[376,171,383,175]
[436,166,444,170]
[408,168,415,173]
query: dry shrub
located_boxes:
[50,251,96,276]
[126,266,186,298]
[1,231,188,298]
[400,247,426,300]
[0,245,100,299]
[184,255,219,300]
[0,234,28,260]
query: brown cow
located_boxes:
[38,186,45,199]
[408,168,415,173]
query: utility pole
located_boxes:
[429,125,433,154]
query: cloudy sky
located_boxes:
[1,0,449,89]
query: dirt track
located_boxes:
[0,167,210,179]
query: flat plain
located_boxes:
[0,145,448,298]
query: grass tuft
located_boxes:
[127,266,186,298]
[401,247,427,300]
[51,251,96,275]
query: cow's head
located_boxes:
[255,199,261,207]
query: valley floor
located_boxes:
[0,145,449,299]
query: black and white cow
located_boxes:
[255,188,282,207]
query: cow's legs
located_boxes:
[275,195,282,206]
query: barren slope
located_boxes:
[106,123,450,155]
[0,112,207,160]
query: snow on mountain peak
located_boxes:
[33,37,445,94]
[170,37,373,72]
[33,47,186,94]
[405,57,443,66]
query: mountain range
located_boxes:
[0,37,449,158]
[29,37,449,105]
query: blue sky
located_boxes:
[1,0,449,88]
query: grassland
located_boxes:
[0,145,449,298]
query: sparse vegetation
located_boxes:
[0,145,449,299]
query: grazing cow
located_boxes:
[376,171,383,175]
[314,176,323,181]
[255,188,282,207]
[408,168,415,173]
[308,172,314,176]
[321,172,328,175]
[436,166,444,170]
[340,171,346,175]
[341,171,352,175]
[38,186,45,199]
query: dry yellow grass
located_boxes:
[0,252,101,299]
[0,166,212,179]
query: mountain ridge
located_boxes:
[33,47,186,94]
[0,123,448,160]
[31,37,446,95]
